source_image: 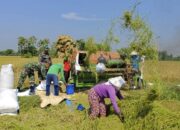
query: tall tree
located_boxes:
[18,36,27,55]
[37,38,50,53]
[84,37,98,66]
[104,21,119,50]
[49,41,58,58]
[27,36,37,56]
[119,3,157,59]
[76,39,85,50]
[17,36,37,56]
[96,42,111,52]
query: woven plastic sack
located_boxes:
[0,64,14,89]
[96,63,106,73]
[0,88,19,115]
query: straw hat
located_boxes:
[130,51,138,55]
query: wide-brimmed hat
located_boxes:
[130,51,138,55]
[108,76,126,90]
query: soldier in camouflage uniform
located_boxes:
[17,62,48,94]
[39,46,52,74]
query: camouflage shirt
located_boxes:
[24,62,41,71]
[17,62,47,88]
[24,62,46,80]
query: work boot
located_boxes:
[29,85,35,95]
[17,87,21,92]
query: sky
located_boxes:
[0,0,180,56]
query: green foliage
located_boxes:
[84,37,98,66]
[17,36,52,57]
[0,49,17,56]
[49,42,58,58]
[76,39,86,50]
[106,59,126,68]
[113,3,158,60]
[1,88,179,130]
[158,50,180,61]
[122,11,132,28]
[17,36,38,56]
[158,84,180,100]
[37,39,50,53]
[96,42,111,52]
[0,57,179,130]
[19,96,41,112]
[84,37,97,55]
[28,36,37,46]
[22,52,33,58]
[117,48,131,58]
[104,20,120,49]
[78,71,97,83]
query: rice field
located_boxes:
[0,56,179,130]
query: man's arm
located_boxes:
[58,64,66,84]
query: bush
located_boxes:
[106,59,126,68]
[23,53,33,58]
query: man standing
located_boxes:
[39,46,52,73]
[130,51,143,89]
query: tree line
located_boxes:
[158,51,180,61]
[0,36,111,58]
[0,37,180,61]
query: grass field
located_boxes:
[0,56,180,130]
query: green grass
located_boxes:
[0,57,180,130]
[0,89,179,130]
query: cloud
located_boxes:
[61,12,104,21]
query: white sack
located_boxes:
[17,89,30,97]
[0,64,14,89]
[96,63,106,73]
[36,80,46,91]
[0,88,19,115]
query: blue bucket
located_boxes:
[77,104,85,111]
[66,84,75,95]
[65,99,72,106]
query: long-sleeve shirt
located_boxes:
[131,55,140,70]
[47,64,65,83]
[24,62,46,80]
[93,82,123,114]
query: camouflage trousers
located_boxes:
[17,69,35,88]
